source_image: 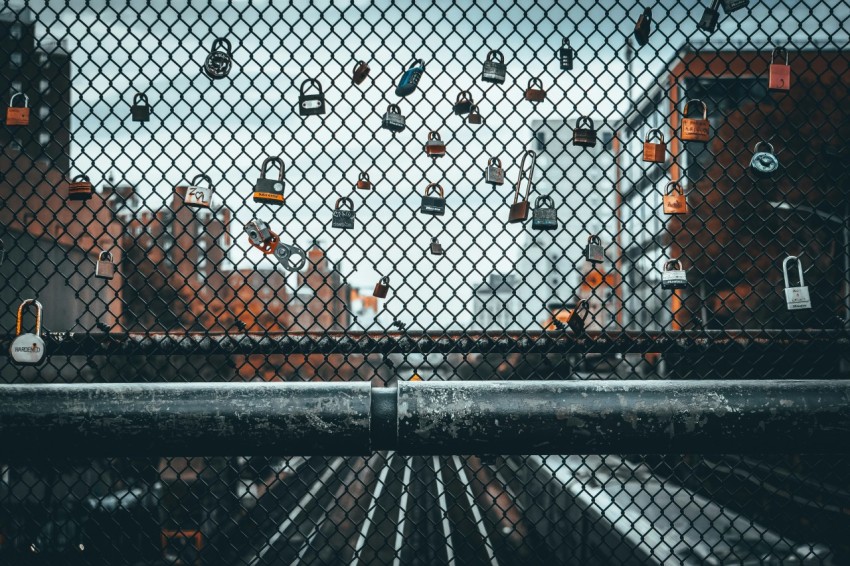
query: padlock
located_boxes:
[381,104,406,132]
[642,128,667,163]
[453,90,473,115]
[698,0,720,32]
[373,275,390,298]
[352,60,371,85]
[634,7,652,46]
[567,300,590,334]
[356,171,372,190]
[245,220,279,254]
[573,116,597,147]
[768,46,791,92]
[424,131,446,159]
[130,92,151,122]
[467,105,483,125]
[525,77,546,102]
[420,183,446,216]
[182,174,213,209]
[559,38,574,71]
[253,157,285,205]
[68,174,94,201]
[429,237,444,255]
[681,99,710,142]
[783,255,812,310]
[750,141,780,176]
[663,181,688,214]
[585,235,605,263]
[484,157,505,186]
[395,58,425,97]
[9,299,46,366]
[481,49,506,84]
[332,197,356,230]
[6,93,30,126]
[274,243,307,272]
[95,250,116,280]
[203,37,232,80]
[298,78,326,116]
[531,195,558,231]
[720,0,749,13]
[661,259,688,290]
[508,150,536,223]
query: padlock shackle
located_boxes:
[456,90,472,103]
[665,181,684,196]
[424,182,444,198]
[513,149,537,204]
[431,237,439,243]
[771,46,789,65]
[664,258,683,272]
[133,92,149,105]
[783,255,805,288]
[380,275,390,286]
[488,157,502,167]
[387,104,401,114]
[754,141,774,154]
[211,37,232,54]
[645,128,665,143]
[300,78,323,95]
[15,299,43,337]
[534,195,554,208]
[428,130,441,141]
[406,58,425,70]
[486,49,504,63]
[528,76,543,88]
[71,174,91,183]
[9,92,29,108]
[190,174,212,188]
[334,197,354,210]
[99,250,113,262]
[260,156,285,180]
[572,300,590,318]
[683,99,707,119]
[358,171,369,181]
[562,37,571,47]
[576,116,593,129]
[354,59,367,71]
[588,234,601,245]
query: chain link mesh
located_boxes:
[1,0,849,563]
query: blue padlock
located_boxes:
[395,58,425,97]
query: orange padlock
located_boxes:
[642,128,666,163]
[768,46,791,92]
[681,99,710,143]
[662,181,688,214]
[356,171,371,190]
[6,93,30,126]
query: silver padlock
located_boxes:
[245,220,272,248]
[183,174,213,209]
[9,299,46,366]
[585,235,605,264]
[783,255,812,310]
[661,258,688,290]
[750,141,779,176]
[484,157,504,185]
[95,250,116,280]
[274,243,307,272]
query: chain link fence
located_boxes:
[1,0,850,563]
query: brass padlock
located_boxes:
[6,93,30,126]
[681,99,710,143]
[481,49,506,84]
[298,78,326,116]
[769,46,791,92]
[467,105,483,125]
[245,220,279,254]
[567,300,590,334]
[525,77,546,102]
[352,60,371,85]
[484,157,504,185]
[9,299,46,366]
[508,149,536,223]
[182,174,214,209]
[634,7,652,46]
[424,131,446,159]
[356,171,372,190]
[95,250,116,280]
[663,181,688,214]
[559,37,574,71]
[429,237,444,256]
[203,37,232,80]
[453,90,473,115]
[573,116,597,147]
[642,128,666,163]
[68,174,94,201]
[253,157,285,205]
[420,183,446,216]
[373,275,390,298]
[130,92,151,122]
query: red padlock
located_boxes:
[6,93,30,126]
[768,46,791,92]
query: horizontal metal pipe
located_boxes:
[0,381,848,456]
[2,329,849,356]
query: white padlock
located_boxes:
[9,299,46,366]
[783,255,812,310]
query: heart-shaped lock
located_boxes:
[750,141,779,176]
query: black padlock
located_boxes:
[573,116,597,147]
[420,183,446,216]
[382,104,405,132]
[481,50,506,84]
[253,156,285,205]
[634,7,652,46]
[531,195,558,230]
[453,90,473,115]
[332,197,355,230]
[130,92,150,122]
[373,275,390,298]
[559,38,574,71]
[299,78,326,116]
[352,60,370,85]
[567,300,590,335]
[720,0,749,12]
[203,37,232,80]
[698,0,721,32]
[429,237,443,255]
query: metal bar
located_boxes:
[1,381,849,456]
[3,329,849,356]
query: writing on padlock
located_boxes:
[453,91,473,115]
[663,181,688,215]
[481,49,506,84]
[6,92,30,126]
[382,104,405,132]
[681,99,710,142]
[253,157,285,205]
[524,77,546,102]
[373,275,391,298]
[244,220,279,254]
[750,141,779,176]
[130,92,151,122]
[203,37,232,80]
[531,195,558,231]
[9,299,46,366]
[352,60,371,85]
[298,78,327,116]
[181,174,214,209]
[634,7,652,46]
[274,243,307,273]
[783,255,812,310]
[95,250,116,280]
[585,235,605,264]
[424,131,446,159]
[720,0,749,13]
[420,183,446,216]
[661,258,688,290]
[698,0,720,32]
[395,58,425,97]
[508,150,537,223]
[332,197,356,230]
[768,45,792,92]
[642,128,666,163]
[68,174,94,201]
[559,38,574,71]
[484,157,505,186]
[573,116,597,147]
